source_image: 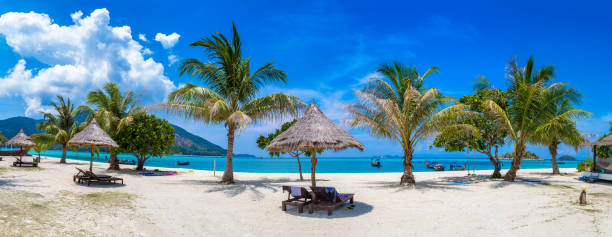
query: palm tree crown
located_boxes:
[347,62,475,187]
[161,22,304,183]
[38,96,81,163]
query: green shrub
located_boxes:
[577,158,593,172]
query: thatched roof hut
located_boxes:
[68,118,119,149]
[6,129,36,147]
[266,103,364,153]
[585,134,612,172]
[68,118,118,171]
[266,102,363,187]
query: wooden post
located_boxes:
[592,145,597,172]
[213,159,216,176]
[311,151,318,203]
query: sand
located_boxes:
[0,156,611,237]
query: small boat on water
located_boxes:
[371,158,381,167]
[449,162,466,171]
[118,159,135,165]
[177,161,190,166]
[426,161,445,171]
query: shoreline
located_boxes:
[34,155,581,174]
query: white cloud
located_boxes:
[138,33,147,42]
[154,32,180,49]
[168,54,178,65]
[142,48,153,55]
[0,8,176,116]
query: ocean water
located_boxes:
[31,150,581,173]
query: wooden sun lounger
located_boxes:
[281,186,312,213]
[12,160,38,167]
[308,186,354,216]
[74,168,123,186]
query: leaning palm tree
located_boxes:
[484,56,570,181]
[533,85,590,174]
[347,62,476,187]
[160,22,305,184]
[79,82,141,170]
[38,96,81,163]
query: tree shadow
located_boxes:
[282,201,373,218]
[178,177,303,199]
[363,179,468,192]
[0,174,50,189]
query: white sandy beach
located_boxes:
[1,156,611,237]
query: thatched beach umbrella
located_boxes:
[6,129,36,162]
[584,134,612,172]
[266,102,364,188]
[68,118,119,172]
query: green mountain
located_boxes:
[0,117,249,157]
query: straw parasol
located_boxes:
[6,129,36,162]
[68,118,119,172]
[584,134,612,172]
[266,102,364,188]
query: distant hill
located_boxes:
[0,116,252,157]
[500,151,543,160]
[559,155,575,161]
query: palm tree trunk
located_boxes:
[504,146,523,181]
[549,142,560,175]
[108,152,120,170]
[60,144,67,163]
[221,125,235,184]
[400,152,415,187]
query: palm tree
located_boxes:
[38,96,81,163]
[161,23,305,184]
[80,82,141,170]
[347,62,476,187]
[534,85,590,174]
[484,56,572,181]
[30,133,56,163]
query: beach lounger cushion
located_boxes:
[281,186,312,213]
[308,186,354,216]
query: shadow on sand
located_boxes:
[177,177,329,199]
[282,201,373,218]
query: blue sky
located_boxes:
[0,0,610,158]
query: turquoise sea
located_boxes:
[30,150,581,173]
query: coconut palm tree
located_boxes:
[484,56,572,181]
[347,62,476,187]
[79,82,141,170]
[161,22,305,184]
[533,85,590,174]
[38,96,81,163]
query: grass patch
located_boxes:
[10,167,44,172]
[537,182,575,190]
[0,167,6,175]
[590,192,612,198]
[80,191,135,208]
[581,208,602,213]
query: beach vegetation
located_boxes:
[38,96,83,163]
[0,130,6,143]
[576,158,593,171]
[30,133,56,163]
[532,83,589,174]
[482,56,588,181]
[160,22,305,184]
[79,82,142,170]
[256,119,321,180]
[433,76,509,178]
[347,61,477,187]
[116,113,175,170]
